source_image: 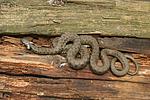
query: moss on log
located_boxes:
[0,0,150,38]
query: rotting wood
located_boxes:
[0,74,149,100]
[0,0,150,38]
[0,36,149,82]
[0,36,150,99]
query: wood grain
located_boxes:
[0,74,149,100]
[98,37,150,55]
[0,36,149,99]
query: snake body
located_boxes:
[78,36,129,75]
[111,54,139,76]
[21,33,138,76]
[22,33,80,55]
[22,33,90,70]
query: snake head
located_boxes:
[21,38,33,50]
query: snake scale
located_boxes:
[21,33,139,76]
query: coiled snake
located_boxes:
[21,33,139,76]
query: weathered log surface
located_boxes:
[0,36,150,99]
[0,0,150,38]
[98,37,150,55]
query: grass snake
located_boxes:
[21,33,139,76]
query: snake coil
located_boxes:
[21,33,139,76]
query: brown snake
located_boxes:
[21,33,139,76]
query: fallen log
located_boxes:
[0,0,149,38]
[0,36,149,99]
